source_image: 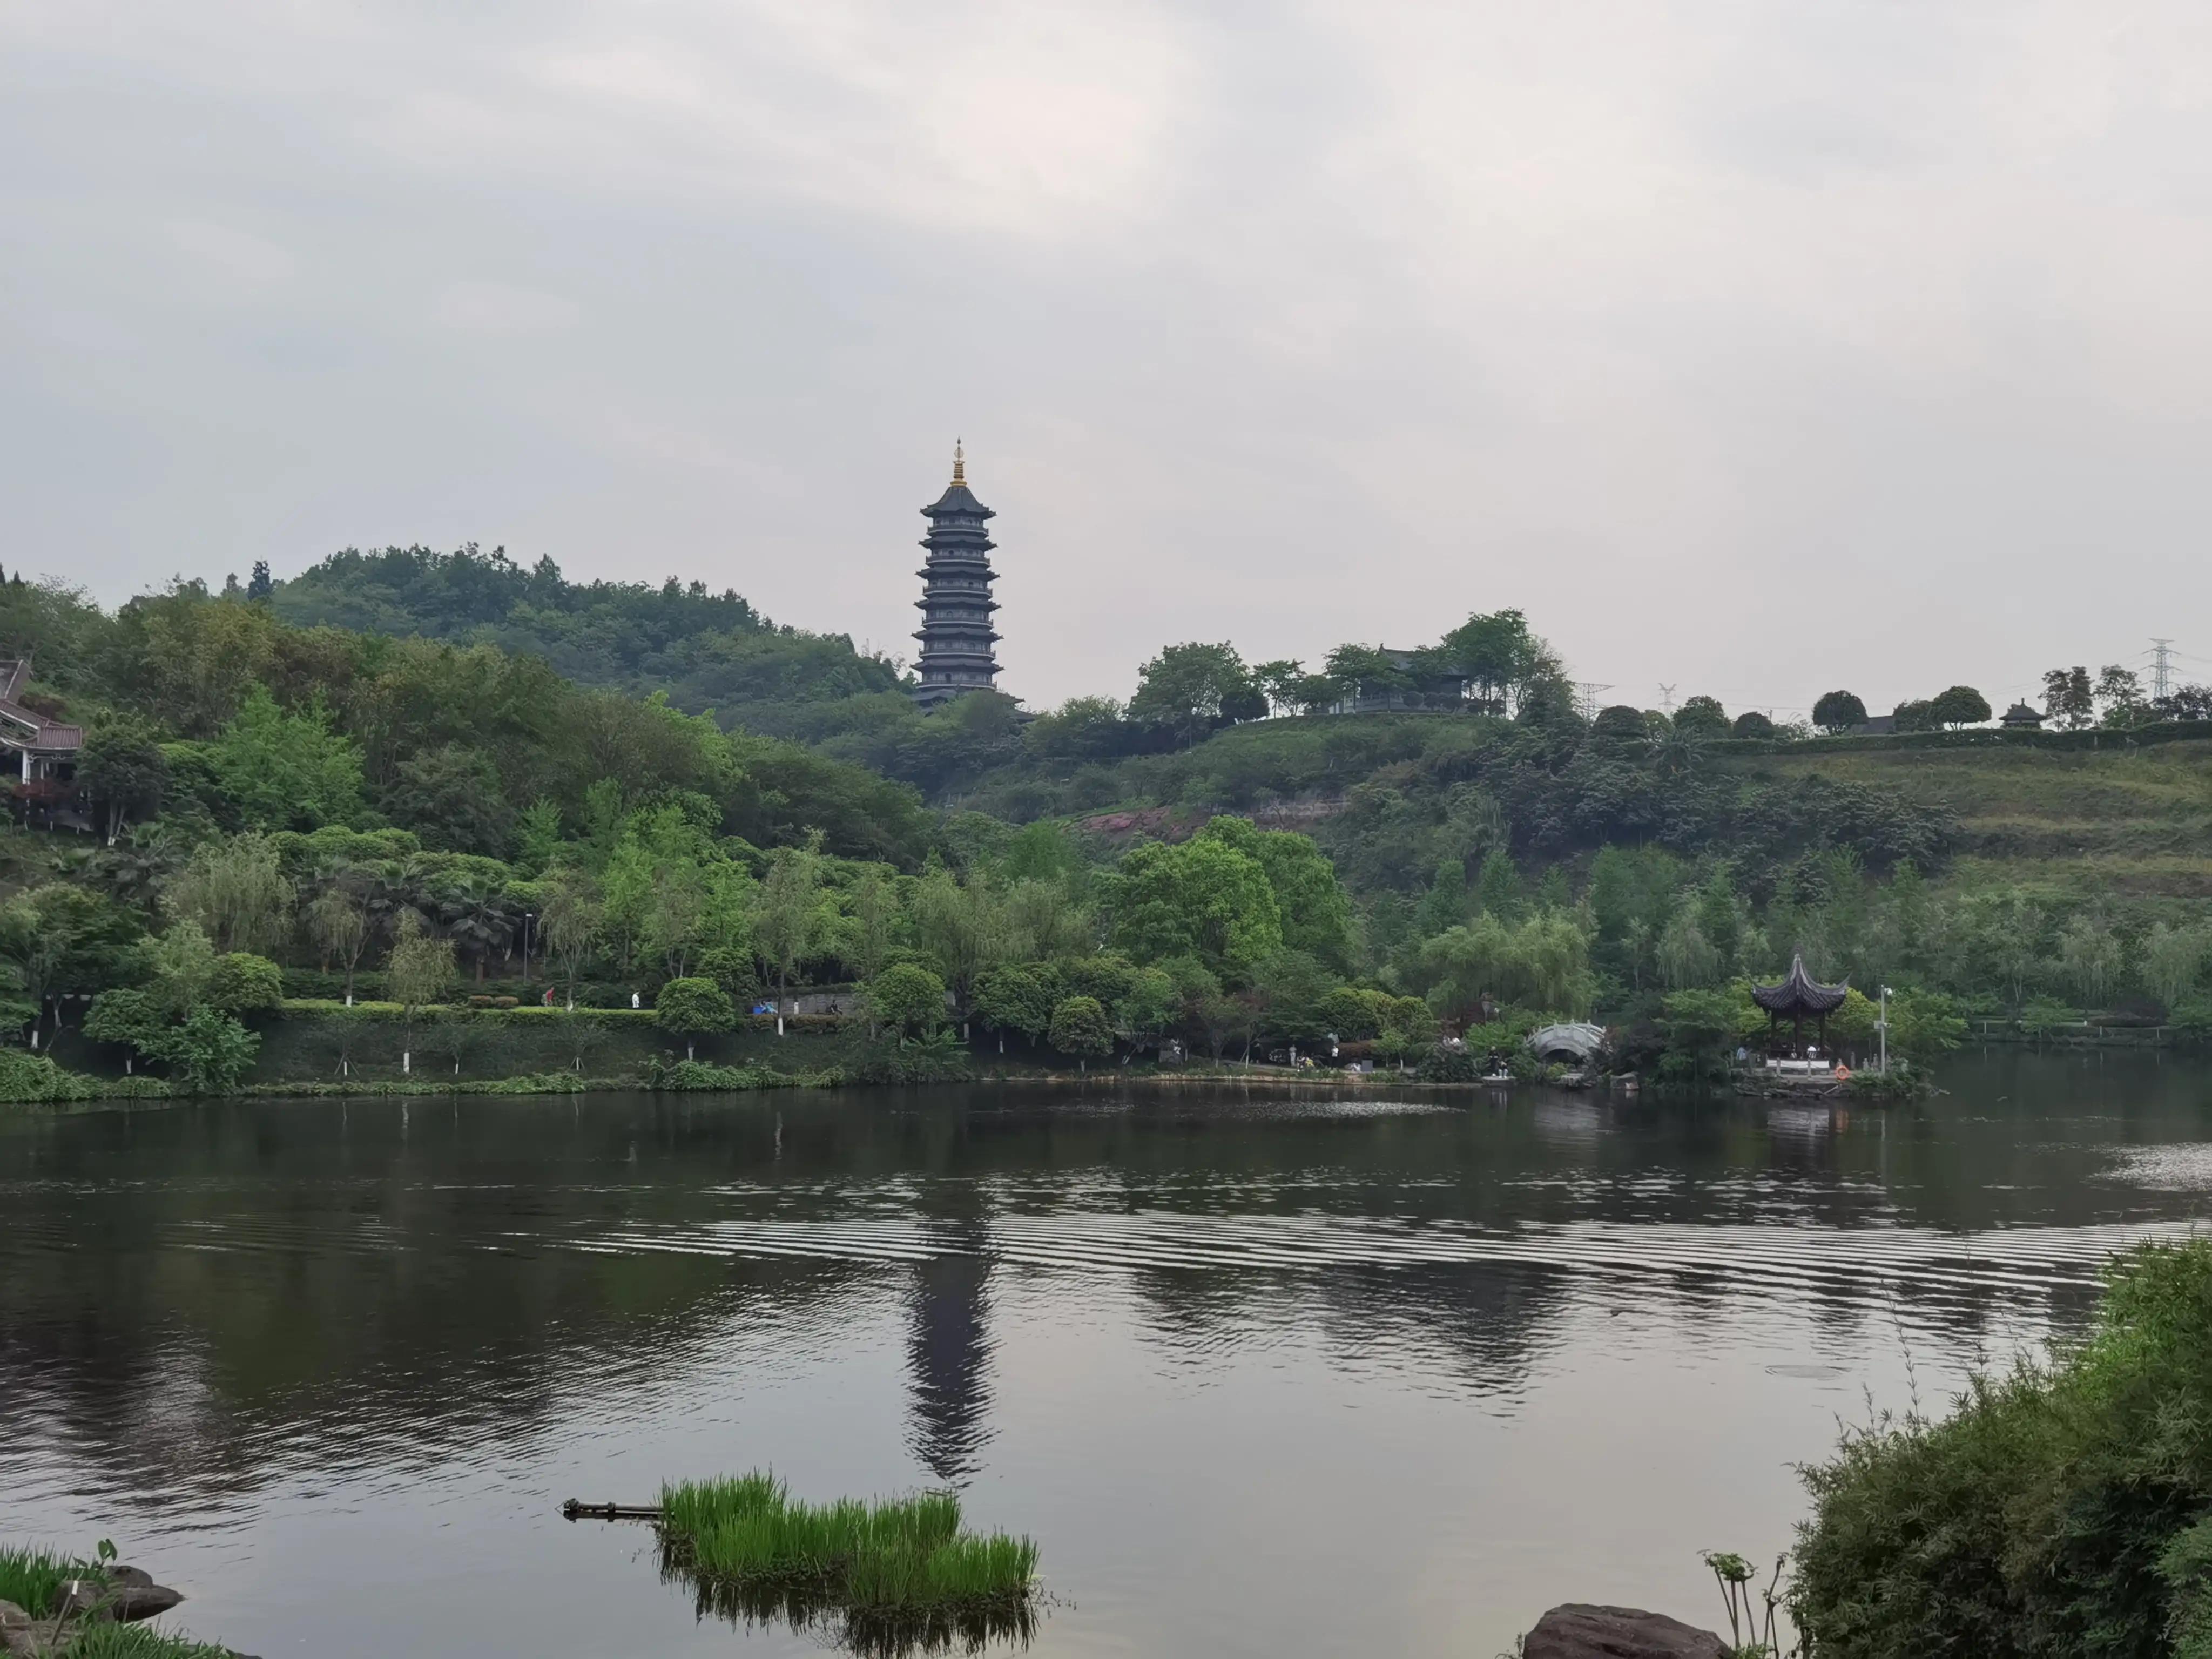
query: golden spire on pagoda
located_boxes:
[952,439,966,486]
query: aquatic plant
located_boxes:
[658,1472,1037,1655]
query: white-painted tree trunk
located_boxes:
[402,1051,410,1074]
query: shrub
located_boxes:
[655,976,736,1059]
[866,963,948,1041]
[0,1049,167,1103]
[1047,995,1114,1063]
[1793,1238,2212,1657]
[849,1030,972,1085]
[147,1007,261,1095]
[208,952,283,1013]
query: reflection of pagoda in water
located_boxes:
[906,1222,994,1482]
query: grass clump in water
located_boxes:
[658,1473,1037,1655]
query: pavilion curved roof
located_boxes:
[1751,954,1849,1015]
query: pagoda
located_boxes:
[910,442,1001,709]
[1751,953,1850,1058]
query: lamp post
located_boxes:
[1877,985,1891,1075]
[523,913,535,987]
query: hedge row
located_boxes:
[1710,719,2212,757]
[274,1002,852,1034]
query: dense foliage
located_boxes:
[1794,1238,2212,1657]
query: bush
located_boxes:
[147,1007,260,1094]
[848,1029,972,1085]
[1047,995,1114,1063]
[1793,1238,2212,1656]
[865,963,948,1040]
[208,952,284,1013]
[654,977,736,1057]
[0,1048,167,1103]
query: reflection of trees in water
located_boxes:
[0,1056,2193,1513]
[0,1096,881,1508]
[1127,1259,1560,1404]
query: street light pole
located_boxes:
[523,913,535,986]
[1878,984,1891,1075]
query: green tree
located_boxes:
[844,866,900,982]
[2059,912,2122,1007]
[1475,848,1521,919]
[1195,818,1354,969]
[1251,659,1306,716]
[538,868,602,1011]
[655,975,736,1060]
[1930,685,1992,729]
[306,882,371,1004]
[145,920,218,1019]
[1658,987,1752,1082]
[1110,834,1283,985]
[1731,710,1776,739]
[2043,665,2095,729]
[2143,922,2211,1011]
[84,988,164,1074]
[1673,696,1729,737]
[0,884,143,1047]
[867,962,947,1042]
[1419,911,1591,1019]
[167,832,295,954]
[972,961,1059,1052]
[909,865,1006,1029]
[1435,609,1554,715]
[1048,994,1114,1069]
[383,743,516,857]
[1127,642,1253,745]
[207,685,366,830]
[387,912,456,1073]
[513,799,564,877]
[80,712,169,845]
[751,840,832,1035]
[1113,965,1181,1055]
[1887,988,1965,1061]
[1812,691,1867,734]
[208,952,282,1013]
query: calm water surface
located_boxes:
[5,1053,2211,1656]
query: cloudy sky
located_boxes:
[6,2,2212,716]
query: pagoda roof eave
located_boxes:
[1750,954,1850,1015]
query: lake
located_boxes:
[4,1053,2209,1656]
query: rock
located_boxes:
[0,1604,26,1631]
[1523,1603,1729,1659]
[55,1574,184,1624]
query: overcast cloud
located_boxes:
[5,1,2211,716]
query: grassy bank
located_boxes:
[0,1547,232,1658]
[657,1473,1036,1654]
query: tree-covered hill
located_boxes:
[268,544,906,733]
[0,575,927,865]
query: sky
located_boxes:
[6,2,2212,718]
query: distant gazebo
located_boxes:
[1751,954,1850,1059]
[2000,701,2044,730]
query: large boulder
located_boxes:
[1523,1604,1728,1659]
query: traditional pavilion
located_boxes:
[909,442,1001,709]
[1751,953,1850,1059]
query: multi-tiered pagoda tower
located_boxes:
[910,442,1001,709]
